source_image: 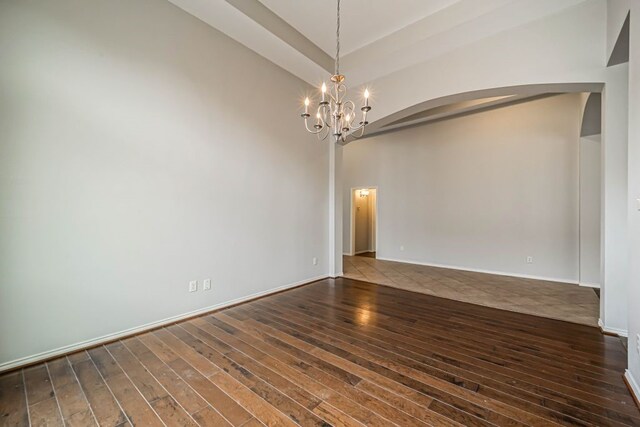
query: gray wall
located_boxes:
[0,0,328,368]
[343,94,587,282]
[626,0,640,388]
[579,135,602,287]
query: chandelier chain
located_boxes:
[335,0,340,75]
[300,0,371,143]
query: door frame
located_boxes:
[349,186,379,256]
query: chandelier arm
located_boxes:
[303,119,324,135]
[320,125,329,141]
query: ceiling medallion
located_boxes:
[300,0,371,143]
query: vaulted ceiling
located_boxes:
[167,0,598,136]
[169,0,588,84]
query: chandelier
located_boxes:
[300,0,371,143]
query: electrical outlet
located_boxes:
[526,256,533,264]
[203,279,211,291]
[312,257,318,266]
[188,280,198,292]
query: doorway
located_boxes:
[350,188,377,258]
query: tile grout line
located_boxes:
[64,356,100,426]
[44,362,67,427]
[22,369,32,427]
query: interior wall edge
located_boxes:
[624,370,640,409]
[0,273,328,374]
[578,282,601,288]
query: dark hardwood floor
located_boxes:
[1,277,638,426]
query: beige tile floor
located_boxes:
[343,255,600,326]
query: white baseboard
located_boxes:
[376,256,578,285]
[625,370,640,405]
[579,282,601,289]
[598,318,628,337]
[0,274,328,374]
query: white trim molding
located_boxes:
[0,274,328,374]
[598,319,629,337]
[376,257,579,285]
[625,370,640,406]
[579,282,601,289]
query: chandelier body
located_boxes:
[300,0,371,143]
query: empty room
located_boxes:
[1,0,640,426]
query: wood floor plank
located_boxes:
[207,370,297,427]
[1,277,638,427]
[182,321,322,411]
[292,284,631,393]
[88,346,164,427]
[190,321,404,425]
[28,398,64,427]
[167,323,327,427]
[260,293,640,425]
[190,406,234,427]
[23,365,55,406]
[106,340,199,426]
[196,315,436,427]
[0,371,28,427]
[296,283,624,371]
[238,305,539,427]
[70,357,128,426]
[164,356,253,426]
[122,336,209,415]
[47,357,96,425]
[23,365,64,427]
[202,314,401,427]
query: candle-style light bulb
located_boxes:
[321,82,327,102]
[304,97,310,115]
[364,89,370,107]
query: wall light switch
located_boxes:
[636,198,640,211]
[203,279,211,291]
[400,246,405,251]
[312,257,318,266]
[189,280,198,292]
[526,256,533,264]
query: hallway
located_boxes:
[343,256,600,326]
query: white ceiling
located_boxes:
[257,0,462,56]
